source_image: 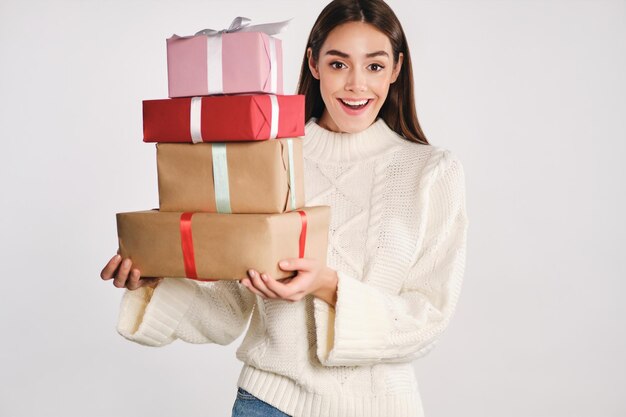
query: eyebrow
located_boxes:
[324,49,389,59]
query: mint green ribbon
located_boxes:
[287,139,297,210]
[211,143,232,213]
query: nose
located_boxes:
[344,68,367,93]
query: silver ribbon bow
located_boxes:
[194,16,291,37]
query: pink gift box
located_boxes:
[166,31,284,98]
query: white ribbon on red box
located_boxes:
[189,95,280,143]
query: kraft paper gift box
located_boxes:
[143,94,304,143]
[116,206,330,281]
[157,138,305,214]
[167,31,284,98]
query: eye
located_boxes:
[330,61,346,70]
[368,63,385,72]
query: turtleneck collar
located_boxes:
[303,117,406,163]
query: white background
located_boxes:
[1,0,624,416]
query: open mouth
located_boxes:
[339,98,372,110]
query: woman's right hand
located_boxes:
[100,254,163,290]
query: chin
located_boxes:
[332,113,378,134]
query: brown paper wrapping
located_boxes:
[157,138,305,214]
[116,206,330,280]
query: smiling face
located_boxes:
[307,21,403,133]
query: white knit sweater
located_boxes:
[117,118,469,417]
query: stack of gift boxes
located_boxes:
[116,21,330,281]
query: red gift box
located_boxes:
[143,94,305,143]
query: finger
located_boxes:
[113,258,132,288]
[263,274,301,299]
[240,277,266,298]
[278,258,314,272]
[248,270,280,299]
[100,254,122,280]
[278,277,294,285]
[126,268,141,290]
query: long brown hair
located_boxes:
[296,0,429,145]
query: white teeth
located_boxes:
[341,99,369,106]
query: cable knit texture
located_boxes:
[116,118,468,417]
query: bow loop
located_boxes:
[227,16,251,32]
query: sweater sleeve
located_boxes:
[117,277,256,347]
[313,150,468,366]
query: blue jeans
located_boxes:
[231,387,291,417]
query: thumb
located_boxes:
[278,258,312,272]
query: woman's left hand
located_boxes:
[241,258,338,307]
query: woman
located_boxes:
[101,1,468,416]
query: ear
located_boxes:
[390,52,404,84]
[307,47,320,80]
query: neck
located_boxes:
[303,118,406,163]
[316,111,341,133]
